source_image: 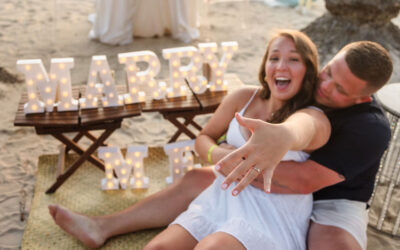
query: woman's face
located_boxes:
[265,36,306,101]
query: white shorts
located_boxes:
[311,199,368,250]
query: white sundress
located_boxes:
[172,90,313,250]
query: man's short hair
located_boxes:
[341,41,393,93]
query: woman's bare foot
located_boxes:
[48,204,106,249]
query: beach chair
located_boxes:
[369,83,400,236]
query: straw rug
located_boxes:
[22,147,200,250]
[21,146,400,250]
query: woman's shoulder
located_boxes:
[229,86,259,100]
[220,85,260,111]
[224,86,258,103]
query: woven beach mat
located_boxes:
[22,147,203,250]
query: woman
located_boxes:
[145,30,330,249]
[49,30,330,249]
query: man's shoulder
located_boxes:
[323,99,391,151]
[327,100,389,128]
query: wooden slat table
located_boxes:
[13,73,244,193]
[14,87,141,194]
[14,88,81,128]
[139,79,202,143]
[80,86,143,125]
[160,73,244,142]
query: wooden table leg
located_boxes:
[46,127,117,194]
[84,131,106,145]
[52,133,105,171]
[66,131,106,154]
[65,131,85,154]
[168,116,195,142]
[188,119,203,131]
[165,116,197,143]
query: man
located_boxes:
[217,41,392,250]
[49,41,392,250]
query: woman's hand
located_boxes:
[216,113,294,195]
[216,107,331,196]
[218,142,265,189]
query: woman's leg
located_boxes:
[144,225,198,250]
[49,167,216,248]
[194,232,245,250]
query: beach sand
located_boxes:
[0,0,399,249]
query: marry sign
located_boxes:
[17,42,238,114]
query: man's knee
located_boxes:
[308,222,362,250]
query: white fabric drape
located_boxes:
[89,0,200,45]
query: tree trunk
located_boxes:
[302,0,400,77]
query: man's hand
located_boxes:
[216,113,295,195]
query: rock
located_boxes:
[326,0,400,26]
[302,0,400,73]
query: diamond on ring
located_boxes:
[252,167,261,174]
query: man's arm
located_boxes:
[217,108,331,195]
[219,159,344,194]
[260,160,344,194]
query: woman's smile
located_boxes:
[275,77,291,90]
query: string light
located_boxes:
[119,51,164,103]
[164,140,202,184]
[17,58,78,113]
[16,42,237,115]
[198,41,238,92]
[80,55,122,109]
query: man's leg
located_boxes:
[307,222,362,250]
[49,167,216,248]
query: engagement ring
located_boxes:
[252,167,261,174]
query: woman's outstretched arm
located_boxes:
[217,107,332,194]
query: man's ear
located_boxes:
[355,96,373,104]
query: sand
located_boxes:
[0,0,399,249]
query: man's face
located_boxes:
[315,52,372,109]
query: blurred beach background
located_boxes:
[0,0,399,249]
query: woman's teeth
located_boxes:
[275,77,290,88]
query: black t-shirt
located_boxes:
[310,99,391,202]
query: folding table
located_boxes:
[14,87,141,194]
[14,73,244,193]
[152,73,244,142]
